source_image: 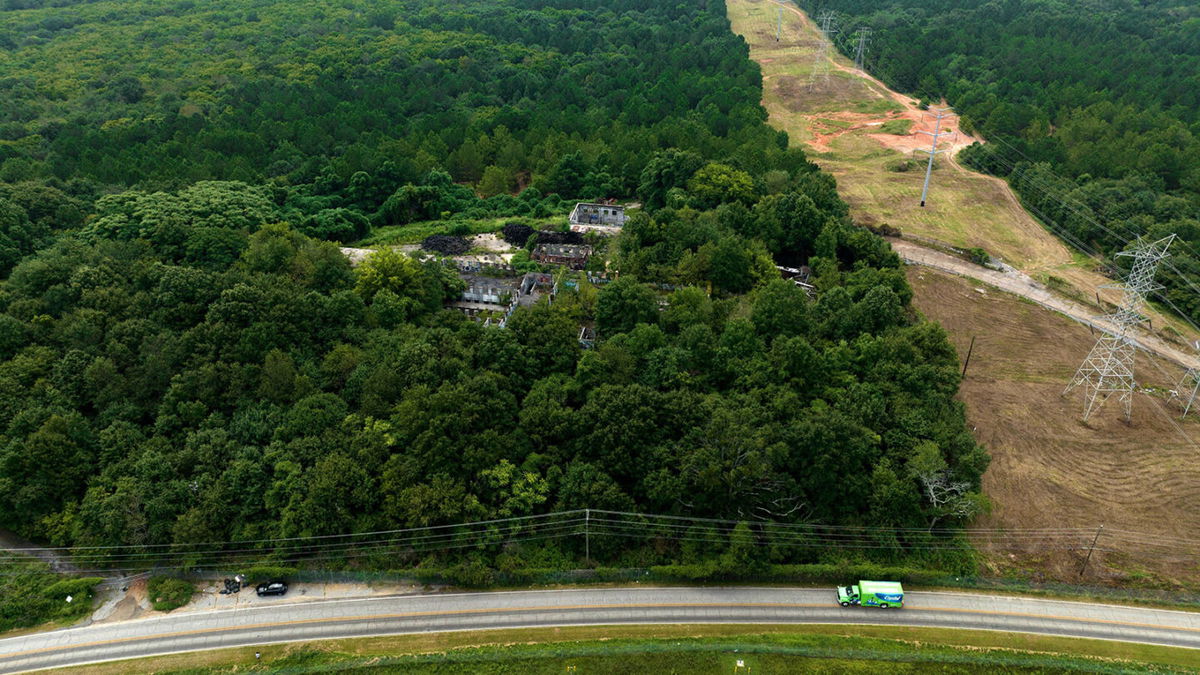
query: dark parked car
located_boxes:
[255,581,288,597]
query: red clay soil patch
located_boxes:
[806,110,903,153]
[872,106,975,157]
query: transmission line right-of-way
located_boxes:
[4,509,1194,577]
[916,108,953,207]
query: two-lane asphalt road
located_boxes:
[2,587,1199,673]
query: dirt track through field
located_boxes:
[894,240,1200,371]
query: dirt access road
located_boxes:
[893,240,1200,370]
[768,0,979,157]
[0,530,78,574]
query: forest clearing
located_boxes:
[729,0,1200,585]
[727,0,1196,341]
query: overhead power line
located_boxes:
[1063,235,1176,422]
[4,509,1194,577]
[916,108,953,207]
[808,11,837,90]
[853,26,870,72]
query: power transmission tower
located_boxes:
[1063,235,1176,422]
[853,27,870,72]
[1171,367,1200,417]
[1168,354,1200,417]
[808,11,837,89]
[916,108,952,207]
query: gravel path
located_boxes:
[892,238,1200,370]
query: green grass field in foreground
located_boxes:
[53,625,1200,674]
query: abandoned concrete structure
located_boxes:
[446,272,521,324]
[461,282,512,305]
[532,244,592,270]
[569,202,625,233]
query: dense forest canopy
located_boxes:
[802,0,1200,322]
[0,0,985,572]
[0,0,776,198]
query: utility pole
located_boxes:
[916,108,952,207]
[961,335,976,378]
[853,27,870,72]
[776,5,782,41]
[1063,235,1175,422]
[584,508,590,562]
[1078,525,1103,578]
[808,11,837,89]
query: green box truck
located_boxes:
[836,580,904,608]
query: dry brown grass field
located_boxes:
[910,268,1200,585]
[729,0,1200,584]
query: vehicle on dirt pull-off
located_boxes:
[837,581,904,608]
[255,581,288,597]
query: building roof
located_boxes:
[574,202,624,210]
[535,244,592,257]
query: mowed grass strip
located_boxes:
[48,624,1200,674]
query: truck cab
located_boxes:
[836,584,860,607]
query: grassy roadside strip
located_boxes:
[46,625,1200,674]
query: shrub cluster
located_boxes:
[146,576,195,612]
[421,235,471,255]
[501,222,536,248]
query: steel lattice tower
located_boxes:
[808,12,837,89]
[853,27,870,72]
[1063,235,1176,422]
[1168,360,1200,418]
[916,108,952,207]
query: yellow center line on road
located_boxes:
[3,602,1199,661]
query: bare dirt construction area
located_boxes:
[909,268,1200,585]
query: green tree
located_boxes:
[354,248,436,310]
[687,162,756,208]
[596,277,658,337]
[638,150,705,209]
[477,165,515,198]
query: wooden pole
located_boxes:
[961,336,976,378]
[1078,525,1103,578]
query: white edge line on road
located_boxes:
[5,585,1198,650]
[11,619,1199,675]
